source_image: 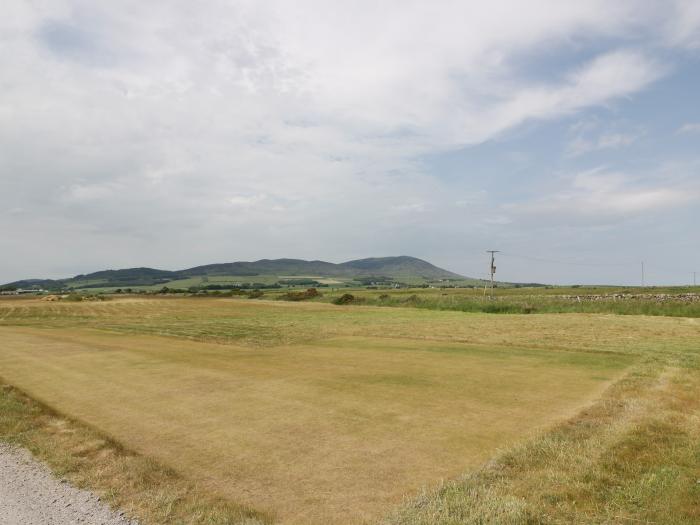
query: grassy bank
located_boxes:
[0,383,270,525]
[385,357,700,524]
[316,287,700,317]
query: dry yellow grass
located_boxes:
[0,384,271,525]
[1,297,698,523]
[385,362,700,524]
[2,296,698,354]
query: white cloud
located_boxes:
[567,129,642,157]
[228,194,268,208]
[677,122,700,134]
[459,50,663,146]
[64,182,120,202]
[390,202,427,214]
[505,167,698,221]
[663,0,700,48]
[0,1,697,281]
[598,133,638,149]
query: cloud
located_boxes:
[0,1,698,282]
[228,194,268,208]
[677,122,700,134]
[663,0,700,48]
[390,202,427,214]
[566,125,642,157]
[459,50,663,146]
[63,182,120,202]
[505,167,698,222]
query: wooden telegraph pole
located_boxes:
[486,250,499,299]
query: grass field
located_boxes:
[1,296,699,523]
[69,283,700,317]
[310,286,700,317]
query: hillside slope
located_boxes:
[3,256,469,290]
[340,256,463,280]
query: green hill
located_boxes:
[3,256,473,291]
[339,256,463,280]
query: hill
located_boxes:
[339,256,463,280]
[2,256,473,290]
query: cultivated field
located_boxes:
[1,296,699,524]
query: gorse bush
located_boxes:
[279,288,321,301]
[332,293,356,305]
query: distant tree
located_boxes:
[278,278,320,286]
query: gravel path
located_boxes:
[0,443,137,525]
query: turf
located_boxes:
[0,297,698,524]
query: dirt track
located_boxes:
[0,443,136,525]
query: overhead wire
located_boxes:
[479,251,698,283]
[499,252,632,268]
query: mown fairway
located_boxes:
[1,297,699,524]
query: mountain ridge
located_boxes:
[3,256,469,290]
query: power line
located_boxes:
[499,252,631,267]
[499,252,697,276]
[482,251,698,286]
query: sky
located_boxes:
[1,0,699,285]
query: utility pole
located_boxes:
[486,250,499,299]
[641,261,645,288]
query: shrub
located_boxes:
[333,293,355,305]
[247,289,264,299]
[280,288,321,301]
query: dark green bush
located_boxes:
[279,288,321,301]
[333,293,355,305]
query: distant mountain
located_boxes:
[70,268,178,286]
[3,256,471,290]
[339,256,463,279]
[178,259,341,277]
[180,256,464,280]
[2,278,63,290]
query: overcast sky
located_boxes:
[2,1,699,285]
